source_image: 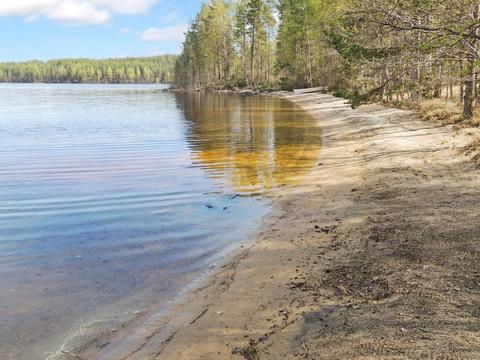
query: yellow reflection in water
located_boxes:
[177,92,321,194]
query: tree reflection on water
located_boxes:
[177,92,322,195]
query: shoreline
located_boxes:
[70,92,480,359]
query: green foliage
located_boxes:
[176,0,276,89]
[176,0,480,118]
[0,55,178,84]
[276,0,339,89]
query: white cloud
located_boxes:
[96,0,157,14]
[49,1,110,25]
[141,25,186,43]
[0,0,58,17]
[0,0,159,25]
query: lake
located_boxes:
[0,84,321,359]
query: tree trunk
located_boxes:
[463,3,479,119]
[303,0,313,88]
[250,25,256,87]
[463,63,474,119]
[460,61,465,104]
[433,62,442,98]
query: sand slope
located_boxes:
[81,93,480,360]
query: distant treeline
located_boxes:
[0,55,178,84]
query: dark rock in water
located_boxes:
[98,341,110,349]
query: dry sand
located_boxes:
[74,93,480,359]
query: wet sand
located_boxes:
[69,92,480,359]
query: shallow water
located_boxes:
[0,84,321,359]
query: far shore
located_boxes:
[162,86,272,96]
[61,92,480,359]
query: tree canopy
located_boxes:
[175,0,276,89]
[176,0,480,119]
[0,55,178,84]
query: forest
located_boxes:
[0,55,178,84]
[175,0,480,119]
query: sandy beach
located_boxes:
[70,92,480,360]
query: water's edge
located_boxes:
[48,215,271,359]
[54,91,323,360]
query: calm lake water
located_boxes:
[0,84,321,359]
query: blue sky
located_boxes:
[0,0,202,62]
